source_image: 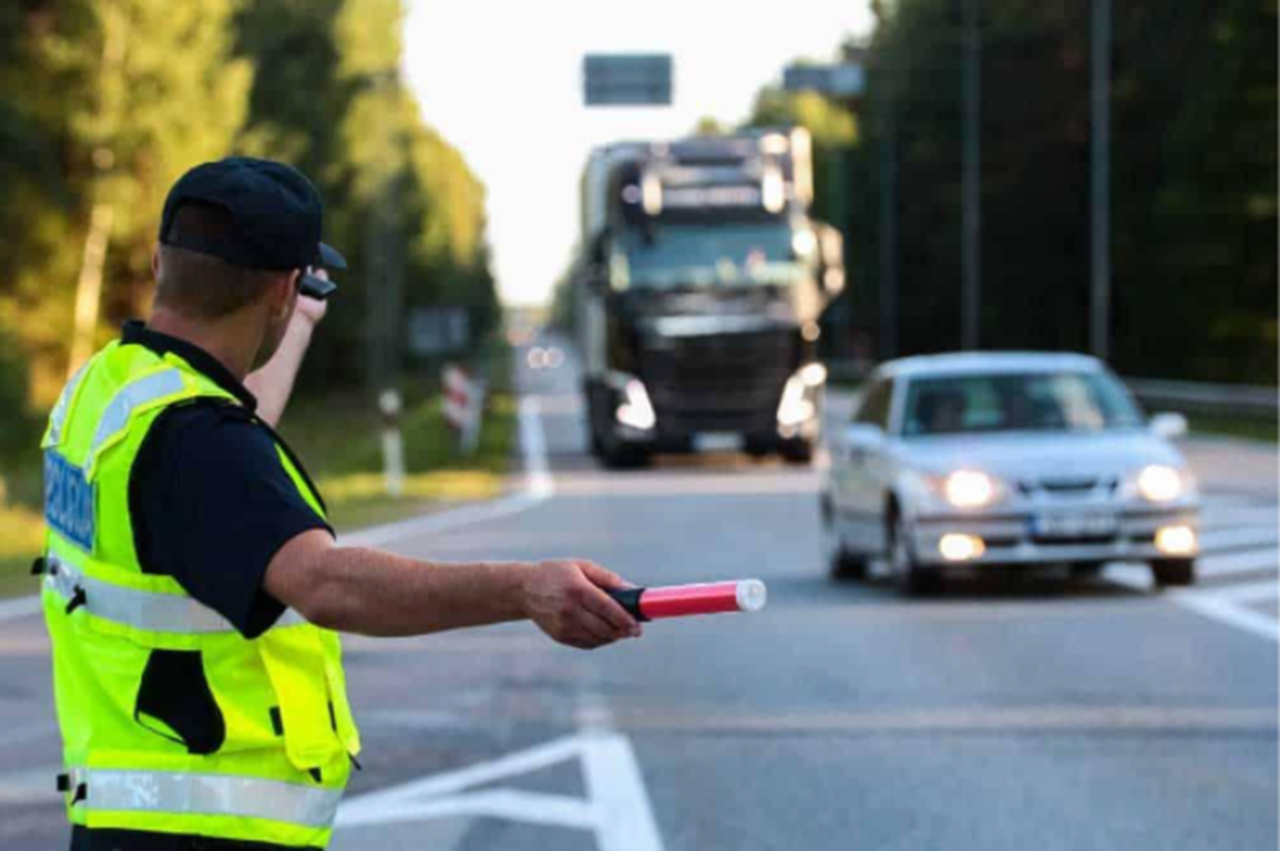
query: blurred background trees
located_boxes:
[1,0,1274,435]
[0,0,498,421]
[812,0,1277,383]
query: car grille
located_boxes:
[640,330,795,431]
[1018,476,1119,498]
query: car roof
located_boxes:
[875,351,1106,382]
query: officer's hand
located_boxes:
[522,560,642,650]
[294,269,329,329]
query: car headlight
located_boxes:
[942,470,1001,509]
[1137,465,1185,503]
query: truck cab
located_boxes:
[575,129,845,468]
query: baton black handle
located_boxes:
[605,587,650,621]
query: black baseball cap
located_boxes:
[160,157,345,300]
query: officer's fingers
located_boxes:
[578,560,628,590]
[573,607,622,645]
[576,581,640,638]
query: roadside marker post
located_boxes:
[377,389,405,498]
[442,364,486,454]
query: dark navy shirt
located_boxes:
[122,321,332,639]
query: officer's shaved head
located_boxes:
[155,204,291,320]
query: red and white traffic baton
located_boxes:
[607,580,767,621]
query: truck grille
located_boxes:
[640,331,794,431]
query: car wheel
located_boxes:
[890,511,941,597]
[1151,558,1196,587]
[822,495,865,581]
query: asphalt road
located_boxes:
[1,335,1276,850]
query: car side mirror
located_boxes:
[1150,412,1189,440]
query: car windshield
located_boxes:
[901,371,1144,437]
[617,223,803,289]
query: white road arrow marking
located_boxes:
[334,731,664,851]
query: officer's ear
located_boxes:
[266,269,299,322]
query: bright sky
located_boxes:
[403,0,874,307]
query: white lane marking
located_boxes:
[0,594,41,625]
[582,732,664,851]
[336,733,593,829]
[335,731,665,851]
[1106,562,1280,643]
[1199,505,1278,529]
[1199,580,1278,606]
[1198,526,1280,552]
[343,788,597,830]
[341,735,583,819]
[1199,548,1279,578]
[1173,593,1280,643]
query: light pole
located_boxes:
[1090,0,1111,360]
[960,0,982,351]
[879,75,898,361]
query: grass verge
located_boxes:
[0,348,517,599]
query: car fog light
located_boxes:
[1155,525,1197,556]
[939,534,986,562]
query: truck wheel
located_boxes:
[1151,558,1196,587]
[599,440,649,470]
[780,438,814,466]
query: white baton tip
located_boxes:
[736,579,767,613]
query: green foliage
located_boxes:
[235,0,500,389]
[1,0,251,404]
[842,0,1277,383]
[0,0,500,413]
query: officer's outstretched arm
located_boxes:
[263,529,643,649]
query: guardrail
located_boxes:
[826,360,1277,420]
[1127,379,1277,420]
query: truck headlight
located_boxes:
[942,470,1001,509]
[613,376,656,431]
[1137,465,1185,503]
[777,363,827,427]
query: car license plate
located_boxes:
[694,432,740,452]
[1033,512,1117,539]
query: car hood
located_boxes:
[894,430,1186,480]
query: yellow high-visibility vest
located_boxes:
[40,338,360,848]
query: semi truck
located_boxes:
[572,128,845,468]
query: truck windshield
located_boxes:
[901,371,1144,437]
[618,223,803,288]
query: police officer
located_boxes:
[39,157,642,851]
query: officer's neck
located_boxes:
[147,307,262,382]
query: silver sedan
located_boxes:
[820,353,1200,594]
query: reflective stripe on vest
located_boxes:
[87,368,186,467]
[47,362,89,448]
[68,767,342,828]
[45,556,306,634]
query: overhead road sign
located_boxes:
[783,63,865,98]
[584,54,673,106]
